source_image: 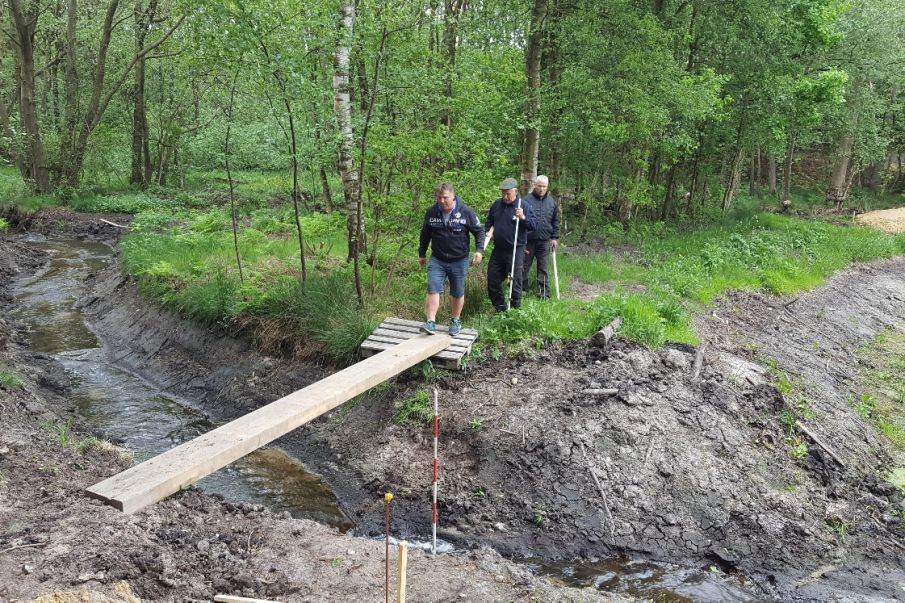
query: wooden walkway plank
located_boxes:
[360,317,480,368]
[86,334,451,514]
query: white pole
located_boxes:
[552,248,560,300]
[507,198,522,310]
[432,388,439,555]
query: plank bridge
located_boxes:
[86,322,474,514]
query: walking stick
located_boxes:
[507,198,522,310]
[552,247,560,300]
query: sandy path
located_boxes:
[856,205,905,233]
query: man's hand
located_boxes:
[471,251,483,265]
[551,239,559,250]
[419,257,426,267]
[514,207,525,220]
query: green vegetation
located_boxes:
[39,419,103,454]
[0,0,903,364]
[855,330,905,449]
[395,390,433,426]
[0,217,9,231]
[0,369,21,388]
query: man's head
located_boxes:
[499,178,518,203]
[533,175,549,197]
[436,182,455,212]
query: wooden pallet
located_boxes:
[361,317,479,369]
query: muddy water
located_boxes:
[11,238,353,531]
[536,557,759,602]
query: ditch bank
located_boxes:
[76,243,905,601]
[0,235,620,603]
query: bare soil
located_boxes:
[3,208,905,601]
[0,232,621,603]
[856,206,905,234]
[80,256,905,601]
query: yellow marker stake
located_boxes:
[385,492,393,603]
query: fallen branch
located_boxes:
[590,316,623,348]
[578,441,616,544]
[580,388,619,397]
[692,342,708,380]
[0,542,48,555]
[99,218,129,229]
[795,420,846,469]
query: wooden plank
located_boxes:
[368,331,471,352]
[397,542,408,603]
[86,335,451,514]
[381,317,478,339]
[360,345,462,370]
[360,340,463,360]
[376,323,477,341]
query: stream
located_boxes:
[10,236,354,531]
[10,236,763,602]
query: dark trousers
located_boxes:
[487,246,525,311]
[522,239,551,298]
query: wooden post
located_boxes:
[396,542,408,603]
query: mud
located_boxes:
[79,251,905,601]
[0,235,622,603]
[4,219,905,601]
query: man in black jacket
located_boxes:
[418,182,485,336]
[484,178,537,311]
[521,175,559,299]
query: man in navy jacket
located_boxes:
[418,182,485,335]
[484,178,537,311]
[521,175,560,299]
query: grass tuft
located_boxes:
[395,389,434,426]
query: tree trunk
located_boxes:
[8,0,50,192]
[824,135,853,208]
[660,164,676,220]
[333,0,364,304]
[0,26,25,175]
[441,0,464,130]
[224,73,244,285]
[748,151,756,195]
[130,0,156,186]
[519,0,546,194]
[721,145,744,212]
[767,156,777,196]
[781,134,796,208]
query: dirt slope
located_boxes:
[0,237,622,603]
[78,252,905,601]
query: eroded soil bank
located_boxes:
[3,209,905,601]
[0,229,621,603]
[78,247,905,601]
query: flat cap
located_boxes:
[499,177,518,190]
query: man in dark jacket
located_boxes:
[484,178,537,311]
[418,182,485,336]
[521,175,560,299]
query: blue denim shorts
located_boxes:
[427,256,469,298]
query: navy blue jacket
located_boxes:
[485,197,537,250]
[419,197,485,262]
[524,191,559,241]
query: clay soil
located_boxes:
[3,208,905,601]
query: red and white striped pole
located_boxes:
[432,387,439,555]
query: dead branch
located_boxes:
[578,441,616,544]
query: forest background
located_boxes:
[1,0,905,362]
